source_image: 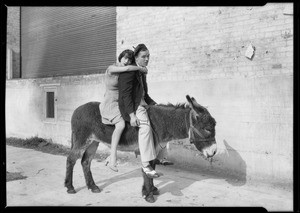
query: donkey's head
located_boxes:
[186,95,217,158]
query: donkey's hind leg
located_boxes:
[81,140,101,193]
[141,159,159,202]
[64,149,81,194]
[141,169,155,203]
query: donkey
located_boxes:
[64,95,217,203]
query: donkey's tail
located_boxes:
[70,132,74,150]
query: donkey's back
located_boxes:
[71,102,103,131]
[71,102,139,151]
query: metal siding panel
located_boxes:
[21,7,116,78]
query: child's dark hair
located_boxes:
[133,44,148,57]
[118,49,135,63]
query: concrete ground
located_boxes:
[6,145,293,210]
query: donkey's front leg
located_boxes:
[141,169,155,203]
[149,160,159,195]
[142,159,162,202]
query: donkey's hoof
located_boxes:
[90,186,101,193]
[145,194,155,203]
[67,188,76,194]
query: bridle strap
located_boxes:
[185,110,215,143]
[189,111,206,139]
[184,111,191,140]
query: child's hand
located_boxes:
[140,67,148,74]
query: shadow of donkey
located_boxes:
[152,139,247,197]
[74,139,247,200]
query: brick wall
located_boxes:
[117,4,293,81]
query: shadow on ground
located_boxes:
[6,171,27,182]
[216,139,247,186]
[73,138,247,199]
[7,137,247,199]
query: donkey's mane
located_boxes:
[156,102,188,110]
[155,102,207,112]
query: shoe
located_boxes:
[159,159,174,166]
[153,158,174,166]
[142,165,159,179]
[105,159,118,172]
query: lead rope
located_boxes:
[185,111,192,143]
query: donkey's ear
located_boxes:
[186,95,195,110]
[186,95,192,103]
[190,97,201,108]
[186,95,204,112]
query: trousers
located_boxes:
[136,105,157,164]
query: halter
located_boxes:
[185,109,215,144]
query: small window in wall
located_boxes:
[41,85,58,123]
[46,92,55,118]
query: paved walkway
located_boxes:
[6,145,293,210]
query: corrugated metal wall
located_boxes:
[21,7,116,78]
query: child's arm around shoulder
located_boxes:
[107,64,147,74]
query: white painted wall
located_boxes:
[148,75,293,185]
[6,75,105,147]
[6,72,293,186]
